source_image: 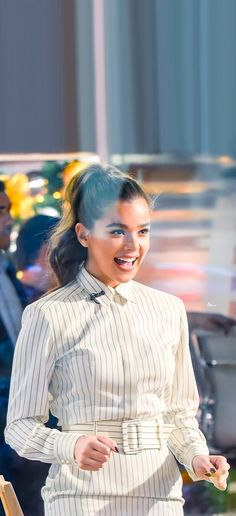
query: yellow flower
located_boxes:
[63,161,93,188]
[5,174,35,220]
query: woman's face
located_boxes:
[76,197,150,287]
[0,192,13,251]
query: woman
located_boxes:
[5,164,229,515]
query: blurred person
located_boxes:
[0,180,26,433]
[5,165,230,516]
[15,214,58,304]
[0,181,51,516]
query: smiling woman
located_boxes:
[75,197,150,287]
[5,164,230,516]
[47,164,151,287]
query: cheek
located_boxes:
[141,237,150,253]
[90,237,118,257]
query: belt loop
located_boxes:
[94,421,98,435]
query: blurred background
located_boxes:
[0,0,236,514]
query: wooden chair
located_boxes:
[0,475,23,516]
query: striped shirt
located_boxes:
[5,265,209,504]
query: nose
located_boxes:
[123,233,139,252]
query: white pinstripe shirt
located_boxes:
[5,265,209,501]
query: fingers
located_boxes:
[210,471,229,491]
[77,446,108,471]
[192,454,230,492]
[89,449,110,464]
[80,456,107,471]
[210,455,230,471]
[204,455,230,491]
[192,455,216,477]
[205,467,217,477]
[96,435,119,453]
[91,438,112,456]
[74,434,119,472]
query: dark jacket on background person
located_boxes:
[0,258,27,435]
[0,257,50,516]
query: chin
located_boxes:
[116,269,137,282]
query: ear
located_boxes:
[75,222,89,248]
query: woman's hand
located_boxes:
[192,454,230,490]
[74,434,119,471]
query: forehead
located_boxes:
[97,198,150,225]
[0,192,10,209]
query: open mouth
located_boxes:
[114,257,138,270]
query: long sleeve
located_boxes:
[4,304,81,465]
[164,300,209,479]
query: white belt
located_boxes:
[62,419,174,455]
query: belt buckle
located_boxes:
[122,419,143,454]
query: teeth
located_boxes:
[117,258,135,263]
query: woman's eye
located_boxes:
[139,228,149,235]
[110,229,125,236]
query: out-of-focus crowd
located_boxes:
[0,180,58,515]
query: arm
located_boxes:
[187,311,236,334]
[164,300,209,479]
[5,304,80,465]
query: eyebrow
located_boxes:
[106,222,150,229]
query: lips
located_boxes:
[114,256,138,270]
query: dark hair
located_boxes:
[15,214,59,270]
[48,163,150,287]
[0,180,5,192]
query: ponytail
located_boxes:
[49,229,87,287]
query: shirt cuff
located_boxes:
[54,431,84,465]
[183,445,210,481]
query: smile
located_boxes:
[114,257,138,270]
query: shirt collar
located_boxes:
[77,264,136,305]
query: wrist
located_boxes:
[74,434,86,461]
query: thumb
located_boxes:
[96,435,119,453]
